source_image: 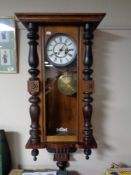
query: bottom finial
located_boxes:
[31,149,39,161]
[84,148,92,160]
[57,161,68,171]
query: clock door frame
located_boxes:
[42,25,79,143]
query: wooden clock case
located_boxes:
[15,13,105,170]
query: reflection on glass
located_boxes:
[44,60,78,138]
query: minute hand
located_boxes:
[58,44,65,55]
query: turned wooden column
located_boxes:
[83,23,97,159]
[27,22,41,161]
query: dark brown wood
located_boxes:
[54,153,69,162]
[27,22,41,161]
[15,13,105,28]
[28,80,40,95]
[84,80,94,93]
[83,23,97,160]
[26,139,44,149]
[47,143,76,170]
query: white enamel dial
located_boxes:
[46,34,77,67]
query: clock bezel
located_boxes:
[45,33,77,67]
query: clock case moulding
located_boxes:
[15,13,106,170]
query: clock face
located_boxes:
[46,34,77,67]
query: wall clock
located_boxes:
[15,13,105,171]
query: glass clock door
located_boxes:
[43,26,79,142]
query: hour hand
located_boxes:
[65,48,74,54]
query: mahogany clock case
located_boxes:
[15,13,106,167]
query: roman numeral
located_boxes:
[48,49,53,52]
[54,39,57,43]
[54,57,57,61]
[68,53,72,57]
[65,39,69,43]
[49,53,54,57]
[59,37,62,42]
[60,58,62,63]
[68,42,72,46]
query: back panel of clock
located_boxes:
[41,26,79,142]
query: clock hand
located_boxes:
[60,44,65,51]
[65,48,74,54]
[57,44,65,55]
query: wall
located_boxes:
[0,0,131,175]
